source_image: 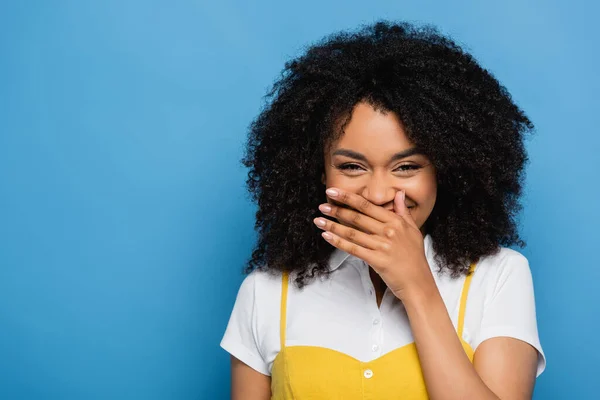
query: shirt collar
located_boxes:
[327,247,353,271]
[328,233,433,271]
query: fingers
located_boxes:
[319,230,378,262]
[325,188,394,223]
[313,216,387,252]
[316,227,380,264]
[318,203,382,235]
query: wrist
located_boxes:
[398,269,439,309]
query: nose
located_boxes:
[360,172,397,207]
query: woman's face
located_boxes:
[322,101,437,232]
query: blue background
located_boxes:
[1,1,597,399]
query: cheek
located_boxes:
[409,177,437,229]
[325,175,437,201]
[323,174,365,201]
[404,178,437,204]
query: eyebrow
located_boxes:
[332,147,424,163]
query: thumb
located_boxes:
[393,190,408,217]
[394,190,417,227]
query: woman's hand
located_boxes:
[313,187,436,301]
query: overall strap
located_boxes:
[457,262,477,338]
[280,271,290,349]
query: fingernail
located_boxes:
[326,188,339,197]
[314,218,327,227]
[319,204,332,213]
[322,232,333,240]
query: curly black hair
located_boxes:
[241,20,533,288]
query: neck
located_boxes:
[368,266,386,292]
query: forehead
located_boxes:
[332,102,414,153]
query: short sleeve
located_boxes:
[220,273,270,376]
[472,252,547,377]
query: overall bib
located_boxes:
[270,262,477,399]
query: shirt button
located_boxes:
[364,369,373,379]
[373,319,380,325]
[372,344,379,352]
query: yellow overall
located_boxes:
[271,263,477,399]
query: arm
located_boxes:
[231,356,271,400]
[404,280,538,400]
[221,273,274,400]
[312,188,544,399]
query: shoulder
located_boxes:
[220,269,286,375]
[478,246,529,272]
[237,268,285,300]
[473,246,534,295]
[467,246,546,377]
[233,268,286,330]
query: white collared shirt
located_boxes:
[220,234,546,377]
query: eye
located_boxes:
[394,164,421,176]
[394,164,421,172]
[338,163,365,171]
[337,163,423,174]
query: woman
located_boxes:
[221,20,546,399]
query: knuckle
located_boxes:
[358,198,371,211]
[379,241,391,251]
[351,211,361,224]
[346,227,356,241]
[332,206,341,218]
[384,227,397,238]
[348,243,359,256]
[340,192,350,203]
